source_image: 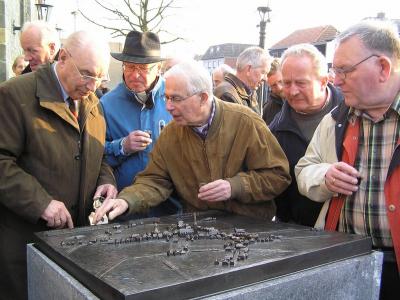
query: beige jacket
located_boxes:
[294,113,339,228]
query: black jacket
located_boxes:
[269,83,344,226]
[263,93,284,125]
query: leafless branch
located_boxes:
[78,9,127,37]
[78,0,182,44]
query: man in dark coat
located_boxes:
[263,58,285,125]
[214,46,271,114]
[0,31,117,300]
[269,43,343,227]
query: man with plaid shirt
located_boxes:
[295,20,400,299]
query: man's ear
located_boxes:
[48,43,56,57]
[199,92,209,105]
[378,56,392,82]
[320,75,329,90]
[58,48,68,64]
[246,64,252,74]
[155,62,162,75]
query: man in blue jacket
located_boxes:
[101,31,178,217]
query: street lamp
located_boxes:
[35,0,54,22]
[256,4,272,114]
[12,0,54,34]
[12,20,22,34]
[257,5,271,49]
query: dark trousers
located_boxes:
[379,250,400,300]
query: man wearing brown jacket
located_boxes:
[0,31,117,300]
[214,46,271,114]
[94,60,291,224]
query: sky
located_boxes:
[50,0,397,58]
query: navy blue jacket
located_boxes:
[269,83,344,226]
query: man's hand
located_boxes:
[93,184,118,201]
[41,200,74,229]
[123,130,152,154]
[325,162,361,195]
[198,179,231,202]
[93,198,129,224]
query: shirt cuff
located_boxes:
[105,138,126,157]
[120,137,127,155]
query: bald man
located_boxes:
[19,20,60,73]
[0,31,116,299]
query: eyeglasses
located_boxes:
[165,92,200,103]
[123,63,158,74]
[330,54,379,80]
[64,48,110,84]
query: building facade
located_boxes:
[200,43,255,74]
[1,0,33,81]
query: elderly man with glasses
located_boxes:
[100,31,178,218]
[93,60,291,227]
[295,20,400,299]
[0,31,117,300]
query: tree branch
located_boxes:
[78,9,127,37]
[79,0,182,40]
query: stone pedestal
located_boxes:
[28,245,382,300]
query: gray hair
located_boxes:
[236,46,271,71]
[21,20,60,51]
[281,43,328,77]
[164,60,213,97]
[336,20,400,62]
[64,31,110,72]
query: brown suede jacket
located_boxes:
[214,73,260,114]
[119,98,291,220]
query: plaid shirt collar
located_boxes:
[348,92,400,123]
[191,98,216,139]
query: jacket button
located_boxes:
[388,204,396,212]
[74,154,81,160]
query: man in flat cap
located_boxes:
[101,31,179,217]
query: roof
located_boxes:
[363,15,400,33]
[270,25,339,50]
[201,43,256,60]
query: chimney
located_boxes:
[377,12,386,19]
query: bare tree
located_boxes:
[78,0,183,44]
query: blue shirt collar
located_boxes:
[52,62,69,103]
